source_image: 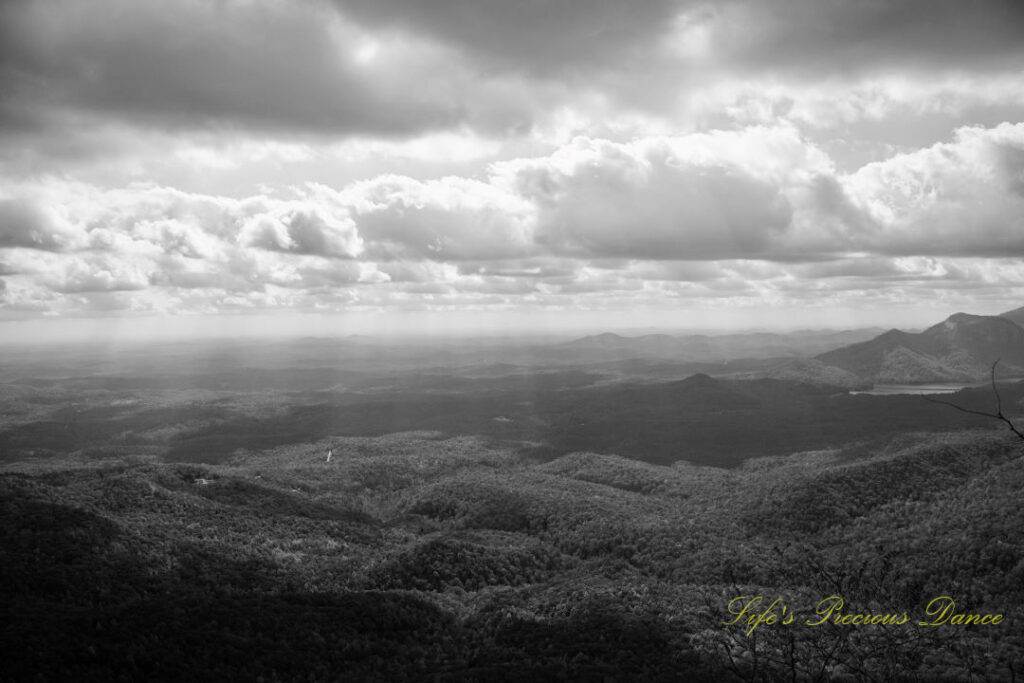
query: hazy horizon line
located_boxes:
[0,308,967,348]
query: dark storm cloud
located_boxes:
[1,0,1021,141]
[0,0,463,136]
[333,0,682,73]
[725,0,1024,76]
[333,0,1024,79]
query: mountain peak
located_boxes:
[819,311,1024,384]
[927,312,1019,336]
[679,372,716,386]
[565,332,625,346]
[942,312,995,327]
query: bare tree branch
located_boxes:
[992,359,1005,416]
[924,359,1024,442]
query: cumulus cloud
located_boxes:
[42,255,153,293]
[502,136,793,260]
[844,122,1024,256]
[3,120,1024,324]
[340,175,534,261]
[0,199,83,251]
[130,220,224,260]
[240,207,362,259]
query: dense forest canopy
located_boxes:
[3,427,1023,681]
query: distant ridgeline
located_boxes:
[555,307,1024,389]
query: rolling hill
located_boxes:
[3,429,1023,681]
[742,357,870,389]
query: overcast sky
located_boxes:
[2,0,1023,340]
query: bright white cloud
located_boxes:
[844,122,1024,256]
[3,121,1024,326]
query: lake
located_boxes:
[851,382,985,396]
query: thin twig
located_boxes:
[923,360,1024,442]
[992,359,1004,416]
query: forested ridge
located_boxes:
[3,429,1023,681]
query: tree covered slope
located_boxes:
[3,430,1023,681]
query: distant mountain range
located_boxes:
[561,328,885,362]
[817,310,1024,385]
[563,307,1024,387]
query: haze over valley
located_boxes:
[3,305,1023,466]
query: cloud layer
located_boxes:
[4,0,1023,142]
[3,122,1024,322]
[1,0,1023,329]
